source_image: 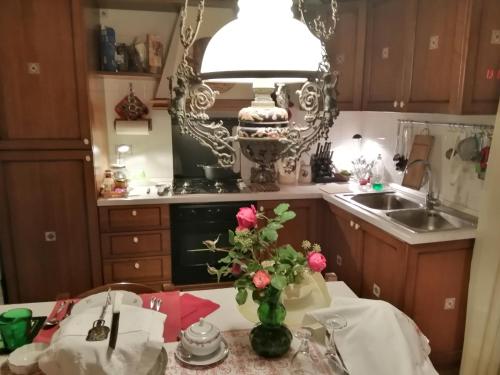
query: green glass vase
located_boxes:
[249,286,292,358]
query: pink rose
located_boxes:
[231,263,242,276]
[252,270,271,289]
[307,252,327,273]
[236,205,258,231]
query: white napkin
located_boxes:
[306,297,439,375]
[38,305,166,375]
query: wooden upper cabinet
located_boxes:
[0,0,91,150]
[402,0,465,113]
[362,0,408,111]
[461,0,500,114]
[327,0,367,110]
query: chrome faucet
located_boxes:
[405,159,440,210]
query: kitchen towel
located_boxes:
[307,297,439,375]
[180,293,220,330]
[35,291,183,344]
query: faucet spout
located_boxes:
[404,159,439,210]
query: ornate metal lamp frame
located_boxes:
[169,0,340,186]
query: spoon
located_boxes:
[43,301,67,329]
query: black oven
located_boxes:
[171,201,256,285]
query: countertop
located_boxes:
[98,182,477,245]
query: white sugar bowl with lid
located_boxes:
[180,318,222,357]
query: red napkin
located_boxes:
[140,291,181,343]
[180,293,220,330]
[33,300,76,344]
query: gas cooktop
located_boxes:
[172,178,249,195]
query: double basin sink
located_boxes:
[336,191,477,233]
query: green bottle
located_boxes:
[371,154,384,191]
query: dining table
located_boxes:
[0,281,357,374]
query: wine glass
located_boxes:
[324,319,349,374]
[290,328,315,375]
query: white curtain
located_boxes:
[460,101,500,375]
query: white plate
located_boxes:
[147,347,168,375]
[8,342,48,374]
[175,339,229,368]
[72,291,142,314]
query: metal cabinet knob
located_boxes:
[131,210,137,216]
[354,223,361,230]
[134,262,140,269]
[393,100,398,108]
[83,138,90,145]
[85,155,91,162]
[133,236,139,243]
[400,101,405,108]
[373,283,381,298]
[349,220,354,227]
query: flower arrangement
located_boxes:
[204,203,327,307]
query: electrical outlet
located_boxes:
[491,30,500,45]
[444,297,456,310]
[336,254,343,266]
[372,283,381,298]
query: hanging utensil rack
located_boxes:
[398,119,494,132]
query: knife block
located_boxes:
[311,155,336,183]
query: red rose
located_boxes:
[252,270,271,289]
[307,252,327,273]
[236,205,258,231]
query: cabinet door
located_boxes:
[323,204,362,295]
[0,151,101,302]
[362,0,408,111]
[258,200,319,250]
[326,0,367,110]
[402,0,465,113]
[361,224,407,308]
[0,0,91,150]
[462,0,500,114]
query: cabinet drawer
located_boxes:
[101,231,170,258]
[99,206,170,232]
[103,256,171,283]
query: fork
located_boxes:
[150,297,157,310]
[155,298,162,312]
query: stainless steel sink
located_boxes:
[349,192,421,210]
[386,209,476,233]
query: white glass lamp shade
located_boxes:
[200,0,323,83]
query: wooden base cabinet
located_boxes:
[323,203,473,368]
[98,205,173,291]
[0,151,101,302]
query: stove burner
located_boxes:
[214,181,225,194]
[173,178,245,195]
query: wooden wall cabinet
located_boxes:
[257,199,321,250]
[99,205,173,291]
[327,0,367,110]
[323,202,473,368]
[0,151,101,302]
[0,0,92,150]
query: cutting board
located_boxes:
[401,134,434,190]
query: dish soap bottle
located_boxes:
[371,154,384,191]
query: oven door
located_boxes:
[171,202,256,285]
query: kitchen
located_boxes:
[0,0,499,374]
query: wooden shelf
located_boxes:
[94,71,162,80]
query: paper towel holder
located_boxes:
[114,119,152,135]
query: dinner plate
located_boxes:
[147,347,168,375]
[175,339,229,367]
[72,291,142,314]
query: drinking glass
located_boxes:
[290,328,315,375]
[324,318,349,374]
[0,308,33,352]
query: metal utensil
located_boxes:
[155,298,162,312]
[109,292,122,349]
[42,301,67,329]
[86,290,112,341]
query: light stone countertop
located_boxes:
[97,182,477,245]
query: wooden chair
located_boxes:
[77,282,159,298]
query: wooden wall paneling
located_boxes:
[327,0,367,110]
[461,0,500,114]
[402,0,466,113]
[0,0,92,150]
[0,150,102,302]
[362,0,408,111]
[403,240,474,368]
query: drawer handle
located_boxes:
[354,223,360,230]
[349,220,354,227]
[131,210,137,217]
[399,101,405,108]
[134,262,140,270]
[393,100,398,108]
[133,236,139,244]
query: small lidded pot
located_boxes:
[180,318,221,357]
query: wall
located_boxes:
[328,111,496,215]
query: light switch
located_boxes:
[372,283,381,298]
[336,254,343,266]
[429,35,439,50]
[444,297,456,310]
[491,30,500,45]
[44,231,56,242]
